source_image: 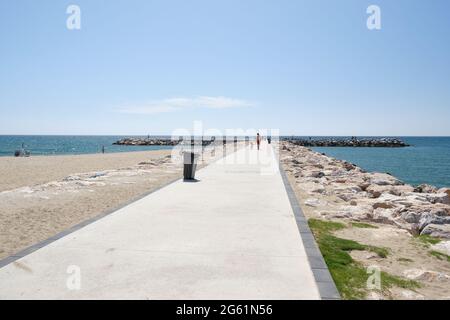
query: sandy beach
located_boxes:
[0,150,172,192]
[0,150,185,260]
[0,145,232,261]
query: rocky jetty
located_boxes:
[281,142,450,239]
[113,137,216,147]
[283,137,409,147]
[113,138,179,146]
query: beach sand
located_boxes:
[0,150,172,192]
[0,150,183,260]
[0,146,230,260]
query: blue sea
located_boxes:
[0,136,449,188]
[0,135,174,157]
[308,137,450,188]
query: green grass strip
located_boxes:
[308,218,420,299]
[430,251,450,262]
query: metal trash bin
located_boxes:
[183,151,199,180]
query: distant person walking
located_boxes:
[256,133,261,150]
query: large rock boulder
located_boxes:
[309,171,325,178]
[304,198,323,207]
[403,269,450,282]
[428,205,450,217]
[371,193,406,209]
[424,193,450,205]
[438,188,450,198]
[420,224,450,239]
[337,193,359,202]
[403,192,448,205]
[300,182,326,195]
[373,201,396,209]
[369,172,402,186]
[320,205,373,220]
[366,185,415,199]
[390,185,415,196]
[431,241,450,256]
[417,213,450,231]
[368,208,396,225]
[414,184,438,193]
[401,211,422,224]
[366,185,391,198]
[332,184,362,194]
[357,181,371,191]
[342,161,356,171]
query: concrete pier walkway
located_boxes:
[0,143,323,299]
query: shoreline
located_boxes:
[0,148,173,159]
[0,147,174,159]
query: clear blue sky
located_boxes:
[1,0,449,136]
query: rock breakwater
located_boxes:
[113,138,179,146]
[283,137,409,147]
[113,137,216,146]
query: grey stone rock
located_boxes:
[414,184,438,193]
[402,211,421,223]
[421,224,450,239]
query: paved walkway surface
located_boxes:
[0,143,321,299]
